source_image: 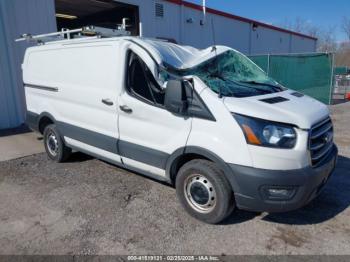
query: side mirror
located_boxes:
[164,80,188,114]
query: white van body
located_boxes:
[23,36,337,223]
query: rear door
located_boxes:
[117,50,192,177]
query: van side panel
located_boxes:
[23,43,121,159]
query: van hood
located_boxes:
[223,90,329,129]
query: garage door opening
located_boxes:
[55,0,140,36]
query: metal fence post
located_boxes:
[329,53,335,105]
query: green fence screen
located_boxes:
[334,66,349,75]
[249,55,269,73]
[249,53,334,104]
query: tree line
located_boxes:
[277,17,350,67]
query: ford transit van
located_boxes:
[22,32,337,224]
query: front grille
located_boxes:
[309,118,334,167]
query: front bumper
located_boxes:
[227,145,338,213]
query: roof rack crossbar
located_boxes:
[15,26,131,44]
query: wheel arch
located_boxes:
[166,146,239,191]
[38,112,57,134]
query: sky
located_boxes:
[187,0,349,42]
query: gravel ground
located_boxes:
[0,103,349,255]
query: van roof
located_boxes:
[130,38,231,70]
[29,36,232,70]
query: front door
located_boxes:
[117,51,192,177]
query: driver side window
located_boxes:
[127,52,165,106]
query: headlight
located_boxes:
[234,114,297,149]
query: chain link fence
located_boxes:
[333,66,350,101]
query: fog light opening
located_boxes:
[264,187,297,200]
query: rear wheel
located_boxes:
[43,124,71,162]
[176,159,235,224]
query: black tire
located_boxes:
[176,159,235,224]
[43,124,71,162]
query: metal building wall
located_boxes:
[181,5,252,52]
[0,0,56,129]
[250,26,290,54]
[133,0,317,55]
[155,1,182,43]
[290,35,317,53]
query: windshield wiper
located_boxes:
[226,79,273,95]
[240,81,283,92]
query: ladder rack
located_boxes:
[15,25,131,44]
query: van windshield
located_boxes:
[162,50,285,98]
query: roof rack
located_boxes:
[15,25,131,44]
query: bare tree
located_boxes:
[306,26,320,38]
[317,26,338,52]
[278,17,303,32]
[341,16,350,41]
[277,18,337,52]
[278,17,319,38]
[293,17,307,33]
[335,42,350,67]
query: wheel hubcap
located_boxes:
[47,132,59,156]
[184,174,216,213]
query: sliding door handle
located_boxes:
[119,105,133,113]
[102,98,114,106]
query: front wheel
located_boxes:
[43,124,71,162]
[176,159,235,224]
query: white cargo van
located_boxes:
[21,29,337,224]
